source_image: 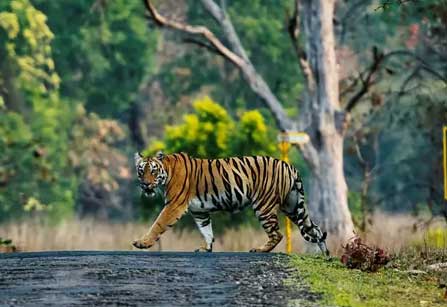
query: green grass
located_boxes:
[289,254,446,307]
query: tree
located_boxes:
[0,0,75,220]
[143,0,354,239]
[0,0,136,222]
[33,0,158,118]
[340,0,447,226]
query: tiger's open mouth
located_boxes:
[142,187,156,197]
[140,182,156,197]
[144,190,155,197]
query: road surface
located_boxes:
[0,251,320,306]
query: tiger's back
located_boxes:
[189,155,297,214]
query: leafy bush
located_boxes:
[146,96,276,158]
[0,0,76,221]
[0,1,132,222]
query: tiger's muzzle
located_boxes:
[139,182,156,197]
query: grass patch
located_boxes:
[290,254,446,307]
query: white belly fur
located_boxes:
[188,197,217,211]
[188,195,251,212]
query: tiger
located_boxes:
[132,151,329,254]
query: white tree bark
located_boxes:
[299,0,354,239]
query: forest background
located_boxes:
[0,0,445,253]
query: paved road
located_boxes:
[0,251,320,306]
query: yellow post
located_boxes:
[279,141,293,254]
[444,126,447,200]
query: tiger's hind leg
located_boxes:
[250,203,283,252]
[190,211,214,252]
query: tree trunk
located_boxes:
[300,0,354,240]
[307,136,353,240]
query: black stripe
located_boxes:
[196,161,204,200]
[208,160,219,196]
[245,157,257,183]
[211,195,221,210]
[234,188,243,203]
[169,154,189,205]
[253,157,261,183]
[233,171,243,190]
[238,158,250,179]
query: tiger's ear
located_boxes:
[134,152,143,169]
[156,151,164,161]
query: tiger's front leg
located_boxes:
[190,211,214,252]
[132,202,188,249]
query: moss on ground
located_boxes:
[289,254,446,307]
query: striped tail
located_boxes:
[293,176,328,245]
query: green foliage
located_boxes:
[226,0,302,107]
[0,0,147,223]
[146,96,277,158]
[290,255,446,307]
[231,110,277,156]
[0,0,60,94]
[348,191,363,228]
[157,0,300,114]
[33,0,158,117]
[0,0,76,221]
[161,96,234,158]
[342,0,446,215]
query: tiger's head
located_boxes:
[134,151,167,197]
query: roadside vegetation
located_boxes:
[290,226,447,307]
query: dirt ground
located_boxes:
[0,251,320,306]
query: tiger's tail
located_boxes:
[290,173,329,255]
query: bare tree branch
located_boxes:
[375,0,416,11]
[143,0,245,67]
[344,47,446,113]
[345,47,385,112]
[340,77,359,99]
[143,0,295,132]
[398,66,421,96]
[200,0,250,62]
[199,0,297,131]
[384,49,446,82]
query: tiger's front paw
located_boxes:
[132,238,154,249]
